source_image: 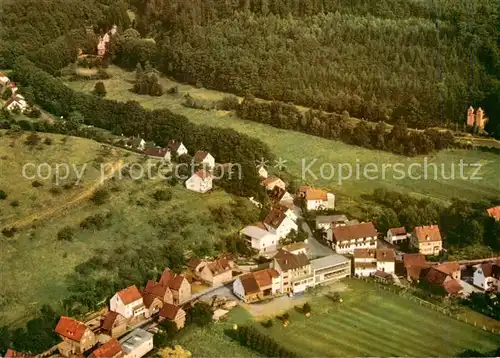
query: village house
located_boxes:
[143,147,170,161]
[403,253,430,282]
[272,249,312,294]
[257,165,268,179]
[304,188,335,211]
[310,254,351,285]
[185,169,213,193]
[158,303,187,329]
[54,316,97,357]
[240,222,279,254]
[119,328,153,358]
[89,338,125,358]
[159,269,192,304]
[110,285,147,320]
[5,94,28,112]
[167,140,188,157]
[268,186,294,207]
[473,260,500,292]
[282,242,308,256]
[194,150,216,168]
[195,257,234,286]
[143,279,174,305]
[315,214,349,231]
[331,222,378,254]
[353,249,395,277]
[142,293,163,317]
[273,203,298,222]
[424,266,463,296]
[232,268,281,302]
[263,207,298,238]
[435,262,461,280]
[126,137,146,151]
[261,176,286,191]
[100,311,127,338]
[386,227,408,245]
[410,225,442,256]
[487,206,500,221]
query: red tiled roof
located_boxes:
[142,293,161,309]
[435,262,460,275]
[487,206,500,221]
[263,208,288,229]
[167,140,183,151]
[159,303,181,320]
[117,285,142,305]
[443,279,463,295]
[305,188,328,201]
[389,227,407,236]
[413,225,442,243]
[403,253,427,268]
[354,248,376,259]
[425,267,449,285]
[143,147,168,157]
[159,268,174,286]
[101,311,122,331]
[144,280,170,299]
[239,273,260,295]
[407,265,429,281]
[207,258,232,276]
[195,169,211,179]
[194,150,209,162]
[168,275,186,290]
[90,339,124,358]
[377,249,395,262]
[332,222,377,242]
[54,316,88,342]
[253,268,279,288]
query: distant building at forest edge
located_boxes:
[466,106,487,130]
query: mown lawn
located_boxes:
[254,279,500,357]
[65,67,500,209]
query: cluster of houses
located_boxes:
[0,72,28,113]
[125,138,216,193]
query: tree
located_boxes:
[57,226,75,241]
[0,190,7,200]
[93,81,107,97]
[90,188,109,205]
[188,302,212,326]
[25,132,41,146]
[302,302,311,314]
[152,189,172,201]
[2,87,12,100]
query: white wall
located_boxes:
[233,279,246,301]
[377,261,395,274]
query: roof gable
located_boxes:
[55,316,89,342]
[332,222,377,242]
[117,285,142,305]
[159,303,181,319]
[263,208,288,229]
[273,250,309,271]
[487,206,500,221]
[413,225,442,243]
[91,338,125,358]
[389,227,407,236]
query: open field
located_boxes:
[0,132,244,326]
[65,67,500,209]
[253,279,500,357]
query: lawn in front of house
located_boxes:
[254,279,500,357]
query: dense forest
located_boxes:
[116,0,500,137]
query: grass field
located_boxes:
[253,280,500,357]
[0,131,245,326]
[65,67,500,210]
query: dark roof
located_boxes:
[240,273,260,295]
[273,250,309,271]
[101,311,125,331]
[167,140,183,151]
[403,253,427,268]
[376,249,395,262]
[407,265,429,281]
[425,267,449,285]
[159,303,181,320]
[373,270,392,279]
[263,208,288,229]
[480,261,500,278]
[142,293,161,309]
[54,317,88,342]
[143,280,170,299]
[143,147,168,157]
[194,150,209,162]
[332,222,377,242]
[413,225,442,243]
[269,187,287,202]
[435,262,460,275]
[169,275,187,291]
[354,248,376,259]
[206,258,232,276]
[90,338,125,358]
[443,279,463,295]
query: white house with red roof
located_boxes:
[167,140,188,156]
[110,285,147,319]
[185,169,213,193]
[4,94,28,112]
[194,150,215,168]
[240,222,279,254]
[386,227,408,244]
[263,207,298,238]
[332,222,378,254]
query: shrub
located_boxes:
[32,180,43,188]
[217,95,239,111]
[10,200,19,207]
[302,302,311,314]
[80,212,112,230]
[152,189,173,201]
[90,188,109,205]
[261,319,273,328]
[25,132,41,146]
[26,107,42,118]
[49,186,62,195]
[93,81,107,97]
[43,137,52,145]
[0,190,7,200]
[2,227,17,238]
[57,226,75,241]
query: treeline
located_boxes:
[236,96,455,156]
[371,188,500,253]
[123,0,500,137]
[11,57,273,198]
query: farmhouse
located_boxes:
[185,169,213,193]
[240,222,279,254]
[261,176,286,191]
[119,328,153,358]
[194,150,216,168]
[263,207,298,238]
[232,268,281,302]
[126,137,146,151]
[142,279,174,305]
[331,222,378,254]
[159,269,191,304]
[487,206,500,221]
[167,140,189,156]
[54,316,97,357]
[304,188,335,211]
[353,249,395,277]
[282,242,308,256]
[473,261,500,292]
[143,147,170,161]
[100,311,127,338]
[410,225,442,256]
[142,293,163,317]
[272,250,312,294]
[315,214,349,231]
[424,266,463,296]
[158,303,187,329]
[110,285,147,320]
[386,227,408,244]
[196,257,234,286]
[403,253,430,282]
[5,94,28,112]
[89,338,125,358]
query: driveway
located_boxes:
[301,220,334,259]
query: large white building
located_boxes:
[473,261,500,292]
[119,328,154,358]
[353,248,395,277]
[240,223,279,254]
[263,207,298,238]
[185,169,213,193]
[110,285,147,320]
[331,222,378,254]
[386,227,408,244]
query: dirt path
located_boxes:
[2,159,123,231]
